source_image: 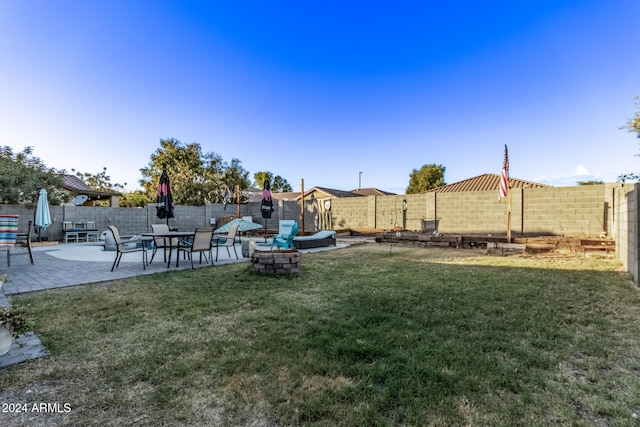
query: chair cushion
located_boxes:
[293,230,336,241]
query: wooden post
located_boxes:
[520,188,524,235]
[434,192,437,232]
[300,178,305,236]
[506,190,512,243]
[236,185,241,218]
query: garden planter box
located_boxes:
[251,250,301,274]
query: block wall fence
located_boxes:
[614,184,640,285]
[2,182,640,284]
[331,184,618,236]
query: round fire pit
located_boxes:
[251,250,301,274]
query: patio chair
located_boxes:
[272,220,296,240]
[106,225,147,272]
[177,227,214,269]
[214,223,240,262]
[271,222,299,250]
[2,220,35,267]
[149,223,178,264]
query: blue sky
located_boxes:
[1,1,639,194]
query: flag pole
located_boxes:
[300,178,305,236]
[499,144,511,243]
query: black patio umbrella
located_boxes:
[156,167,174,225]
[260,179,273,219]
[260,179,274,242]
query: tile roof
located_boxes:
[275,187,395,200]
[294,186,363,200]
[314,187,362,198]
[62,174,123,197]
[63,174,94,192]
[427,174,551,193]
[351,187,397,196]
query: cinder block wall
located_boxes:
[3,182,640,284]
[374,195,408,230]
[521,186,608,236]
[614,184,639,285]
[330,197,370,229]
[404,194,427,231]
[431,190,519,234]
[0,183,625,241]
[331,184,614,237]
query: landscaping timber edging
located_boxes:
[375,232,615,255]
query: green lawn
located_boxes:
[2,244,640,426]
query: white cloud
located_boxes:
[536,165,602,186]
[574,165,591,176]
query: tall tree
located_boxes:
[0,146,69,207]
[222,158,251,199]
[119,190,150,208]
[254,171,292,192]
[72,167,126,192]
[140,138,222,206]
[72,167,138,207]
[139,138,250,206]
[624,96,640,137]
[617,97,640,183]
[272,175,293,192]
[406,164,446,194]
[254,171,273,189]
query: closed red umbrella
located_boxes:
[260,179,274,243]
[260,179,273,219]
[156,168,174,224]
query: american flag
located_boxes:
[499,145,509,201]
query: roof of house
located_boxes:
[351,187,397,196]
[294,186,363,200]
[63,174,122,197]
[270,187,396,201]
[426,173,551,193]
[243,186,263,203]
[271,192,301,201]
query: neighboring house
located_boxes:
[426,173,550,193]
[255,187,395,203]
[268,186,397,201]
[271,192,301,201]
[243,187,263,203]
[245,187,310,203]
[309,187,360,200]
[62,175,122,207]
[351,187,397,196]
[293,186,365,201]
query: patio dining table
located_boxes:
[141,231,195,268]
